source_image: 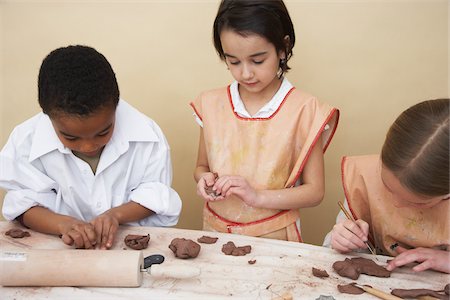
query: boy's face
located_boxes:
[50,105,116,157]
[381,165,449,209]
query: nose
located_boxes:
[78,140,99,154]
[241,63,253,80]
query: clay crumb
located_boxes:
[5,228,30,238]
[124,234,150,250]
[312,267,329,278]
[197,235,218,244]
[248,259,256,264]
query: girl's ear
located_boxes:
[279,35,290,59]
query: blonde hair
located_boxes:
[381,99,449,196]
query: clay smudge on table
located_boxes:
[124,234,150,250]
[5,228,31,238]
[312,267,329,278]
[391,287,449,300]
[337,283,364,295]
[197,235,218,244]
[169,238,201,259]
[332,257,390,280]
[222,241,251,256]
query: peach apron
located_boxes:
[191,86,339,241]
[342,155,450,255]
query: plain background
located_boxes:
[0,0,448,246]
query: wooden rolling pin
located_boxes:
[0,249,144,287]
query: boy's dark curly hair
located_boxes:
[38,45,119,117]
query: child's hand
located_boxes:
[90,212,119,250]
[60,219,97,249]
[213,175,259,206]
[197,172,220,201]
[387,246,450,273]
[330,219,369,253]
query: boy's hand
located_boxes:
[387,246,450,273]
[90,212,119,250]
[197,172,220,201]
[59,219,97,249]
[331,219,369,253]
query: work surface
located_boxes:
[1,221,448,299]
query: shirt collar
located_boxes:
[230,78,293,118]
[28,99,158,162]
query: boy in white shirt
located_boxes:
[0,45,182,249]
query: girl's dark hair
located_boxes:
[213,0,295,77]
[38,45,119,117]
[381,99,449,196]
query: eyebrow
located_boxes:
[60,123,113,138]
[224,51,268,59]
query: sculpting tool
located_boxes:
[337,201,378,258]
[353,284,403,300]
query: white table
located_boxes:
[1,221,448,299]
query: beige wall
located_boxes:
[0,0,448,245]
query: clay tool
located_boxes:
[353,284,403,300]
[142,254,201,279]
[337,201,378,258]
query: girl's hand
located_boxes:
[197,172,219,201]
[213,175,259,207]
[90,212,120,250]
[387,246,450,273]
[59,219,97,249]
[330,219,369,253]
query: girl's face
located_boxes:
[220,29,284,98]
[380,165,449,209]
[50,105,116,157]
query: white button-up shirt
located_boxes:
[0,100,181,227]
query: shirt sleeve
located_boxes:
[127,124,182,227]
[0,134,58,220]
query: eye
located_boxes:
[253,60,264,65]
[97,131,110,137]
[63,136,78,141]
[229,61,240,65]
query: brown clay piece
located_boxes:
[333,257,390,280]
[222,241,251,256]
[205,172,220,197]
[248,259,256,264]
[124,234,150,250]
[169,238,201,259]
[197,235,218,244]
[5,228,30,238]
[337,283,364,295]
[312,267,329,278]
[391,288,448,300]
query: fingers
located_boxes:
[63,226,96,249]
[91,214,119,249]
[330,220,368,252]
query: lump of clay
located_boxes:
[124,234,150,250]
[391,288,448,300]
[5,228,30,238]
[197,235,218,244]
[312,267,329,278]
[337,283,364,295]
[169,238,201,259]
[222,241,251,256]
[333,257,390,280]
[205,172,220,197]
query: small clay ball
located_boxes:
[124,234,150,250]
[169,238,201,259]
[5,228,30,238]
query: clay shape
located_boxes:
[222,241,251,256]
[391,288,448,300]
[197,235,218,244]
[332,257,390,280]
[337,283,364,295]
[5,228,30,238]
[312,267,329,278]
[124,234,150,250]
[169,238,201,259]
[248,259,256,264]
